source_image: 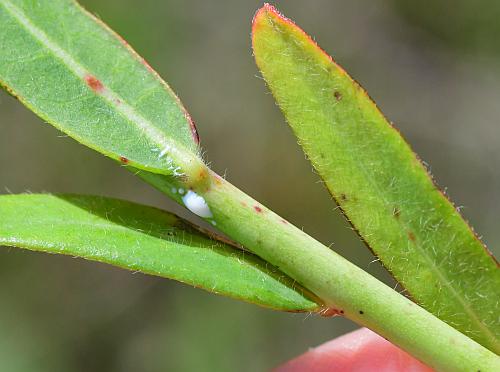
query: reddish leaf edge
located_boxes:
[251,3,497,269]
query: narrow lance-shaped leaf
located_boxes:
[0,194,320,312]
[0,0,203,178]
[252,4,500,352]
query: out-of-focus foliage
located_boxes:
[391,0,500,56]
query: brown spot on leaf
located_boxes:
[340,194,348,201]
[119,156,129,164]
[359,310,364,315]
[198,168,208,179]
[333,90,343,101]
[280,219,288,225]
[393,207,401,219]
[85,75,104,93]
[408,231,416,242]
[254,206,263,213]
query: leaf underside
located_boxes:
[253,4,500,352]
[0,0,200,176]
[0,194,319,312]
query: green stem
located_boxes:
[141,169,500,371]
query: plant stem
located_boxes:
[141,169,500,371]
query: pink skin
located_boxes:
[276,328,434,372]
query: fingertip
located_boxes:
[276,328,434,372]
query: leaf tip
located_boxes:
[251,4,337,71]
[252,4,292,66]
[252,3,290,36]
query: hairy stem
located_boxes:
[140,169,500,371]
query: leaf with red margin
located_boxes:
[252,3,500,353]
[0,0,202,177]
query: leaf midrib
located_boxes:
[331,93,495,348]
[1,0,189,171]
[0,218,280,276]
[272,33,498,348]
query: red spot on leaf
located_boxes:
[280,219,288,225]
[254,206,263,213]
[119,156,129,164]
[85,75,103,93]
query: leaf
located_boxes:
[252,4,500,352]
[0,194,319,312]
[0,0,202,177]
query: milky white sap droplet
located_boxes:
[182,190,213,218]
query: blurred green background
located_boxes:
[1,1,499,371]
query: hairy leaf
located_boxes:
[253,4,499,352]
[0,194,319,312]
[0,0,202,177]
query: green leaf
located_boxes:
[0,194,319,312]
[252,4,500,352]
[0,0,203,177]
